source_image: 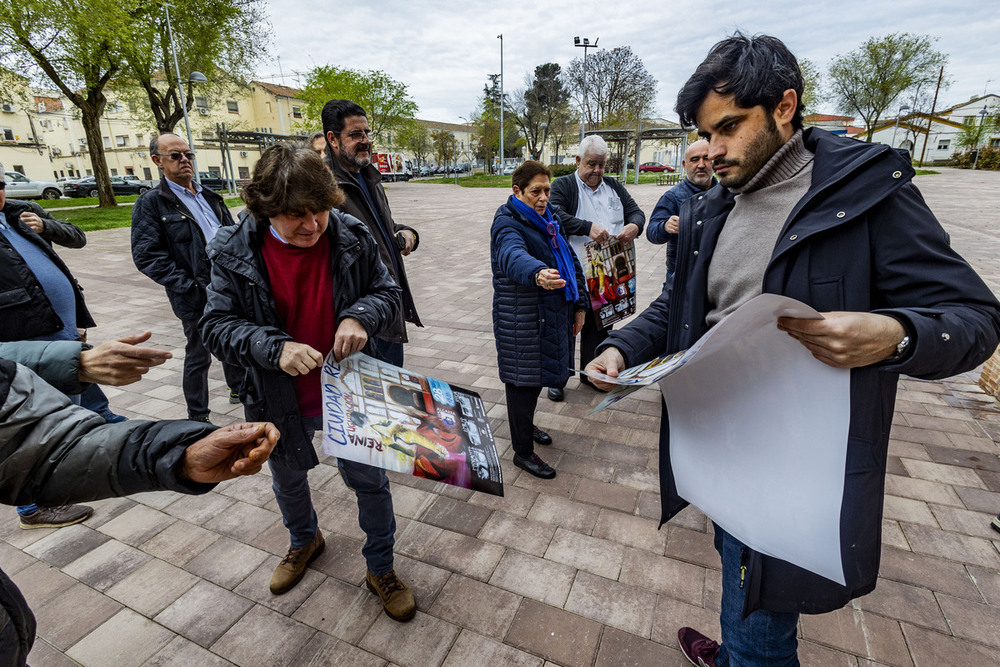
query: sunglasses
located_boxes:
[156,151,195,162]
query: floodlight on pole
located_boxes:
[165,2,205,183]
[973,106,989,170]
[891,104,911,148]
[574,36,598,142]
[497,34,504,174]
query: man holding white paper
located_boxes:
[587,33,1000,667]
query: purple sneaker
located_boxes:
[678,627,719,667]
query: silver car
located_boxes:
[4,171,62,200]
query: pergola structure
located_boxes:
[585,125,691,183]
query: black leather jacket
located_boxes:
[0,200,94,341]
[130,179,235,321]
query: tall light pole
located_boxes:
[164,2,205,183]
[890,104,910,147]
[574,36,598,142]
[973,106,989,170]
[497,34,504,174]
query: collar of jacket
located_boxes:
[208,209,365,287]
[328,158,382,191]
[689,127,914,253]
[156,177,227,219]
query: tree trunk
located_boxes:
[79,108,117,207]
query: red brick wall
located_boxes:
[979,345,1000,399]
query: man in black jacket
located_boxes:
[322,99,421,367]
[587,34,1000,666]
[131,134,240,421]
[546,135,645,401]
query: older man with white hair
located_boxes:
[546,135,645,401]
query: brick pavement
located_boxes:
[7,168,1000,666]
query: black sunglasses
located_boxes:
[154,151,195,162]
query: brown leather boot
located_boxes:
[270,529,325,595]
[366,569,416,622]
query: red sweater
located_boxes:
[262,230,336,417]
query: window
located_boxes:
[78,137,87,148]
[109,101,124,113]
[208,167,221,177]
[201,130,214,139]
[110,168,118,176]
[194,96,208,110]
[266,102,272,113]
[143,167,152,180]
[103,136,111,149]
[136,133,144,145]
[1,127,14,141]
[39,119,52,130]
[125,167,134,175]
[937,139,950,150]
[292,106,302,119]
[115,135,129,147]
[238,166,250,179]
[12,166,24,177]
[990,138,1000,148]
[964,115,977,125]
[227,100,239,113]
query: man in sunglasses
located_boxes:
[321,99,421,367]
[131,133,241,422]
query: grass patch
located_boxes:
[53,197,245,232]
[39,195,140,209]
[914,169,939,175]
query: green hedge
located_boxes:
[548,164,576,178]
[949,148,1000,170]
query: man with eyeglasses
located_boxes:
[321,99,421,367]
[131,133,241,423]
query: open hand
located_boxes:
[78,331,172,385]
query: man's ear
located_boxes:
[773,89,798,127]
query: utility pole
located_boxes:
[574,36,598,143]
[497,34,504,172]
[918,66,944,168]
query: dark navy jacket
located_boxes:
[491,200,588,387]
[603,128,1000,615]
[200,210,401,470]
[646,177,718,272]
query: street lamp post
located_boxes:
[497,34,504,174]
[973,106,989,170]
[890,105,910,147]
[574,36,598,142]
[164,2,206,184]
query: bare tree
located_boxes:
[565,45,656,130]
[507,63,573,160]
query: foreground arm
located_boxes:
[21,202,86,248]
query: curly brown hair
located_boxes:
[241,141,344,219]
[511,160,551,191]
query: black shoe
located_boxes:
[513,453,556,479]
[228,389,241,405]
[547,387,564,402]
[992,514,1000,535]
[532,426,552,445]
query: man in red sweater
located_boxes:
[201,143,414,622]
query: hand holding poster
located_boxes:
[321,352,504,496]
[583,238,637,329]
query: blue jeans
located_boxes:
[270,417,396,575]
[714,525,800,667]
[368,338,404,367]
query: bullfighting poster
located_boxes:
[583,238,636,329]
[320,352,504,496]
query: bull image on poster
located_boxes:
[321,352,504,496]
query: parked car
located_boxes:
[62,176,153,198]
[418,166,435,177]
[3,171,63,200]
[197,172,229,192]
[638,162,676,173]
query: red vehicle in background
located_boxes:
[374,153,413,182]
[638,161,676,173]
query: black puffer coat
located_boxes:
[200,209,401,470]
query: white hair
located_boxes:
[578,135,609,159]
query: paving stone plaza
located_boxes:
[6,168,1000,666]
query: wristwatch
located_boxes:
[887,335,910,362]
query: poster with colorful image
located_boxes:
[321,352,504,496]
[583,238,637,329]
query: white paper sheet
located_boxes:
[660,294,851,585]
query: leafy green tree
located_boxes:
[0,0,133,206]
[955,108,999,150]
[799,58,821,114]
[829,33,947,141]
[508,63,573,159]
[396,121,432,167]
[118,0,268,135]
[472,74,520,165]
[298,65,418,137]
[431,129,457,171]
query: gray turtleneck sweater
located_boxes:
[705,130,814,327]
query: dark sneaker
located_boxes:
[532,426,553,445]
[678,627,719,667]
[270,529,325,595]
[19,504,93,529]
[547,387,565,402]
[192,415,213,424]
[513,453,556,479]
[99,411,128,423]
[366,569,416,622]
[992,514,1000,535]
[229,389,241,404]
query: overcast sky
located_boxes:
[261,1,998,125]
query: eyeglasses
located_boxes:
[545,222,559,250]
[154,151,195,162]
[335,129,376,142]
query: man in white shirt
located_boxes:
[546,135,646,401]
